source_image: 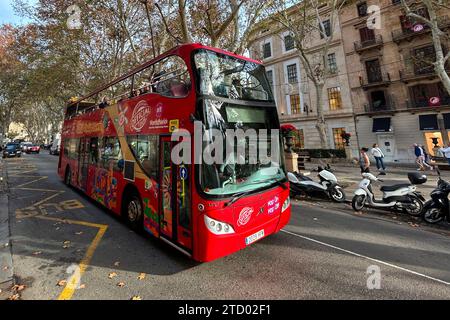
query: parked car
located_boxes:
[2,143,21,158]
[26,144,40,154]
[21,142,33,152]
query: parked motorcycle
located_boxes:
[422,170,450,224]
[287,165,346,203]
[352,172,426,216]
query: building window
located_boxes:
[290,94,301,114]
[333,128,346,150]
[286,64,298,84]
[357,2,368,17]
[365,59,383,83]
[292,129,305,149]
[262,42,272,59]
[266,70,274,87]
[414,45,435,75]
[359,26,375,42]
[328,87,342,110]
[320,20,331,38]
[327,53,337,73]
[284,34,295,51]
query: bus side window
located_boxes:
[89,137,99,164]
[100,137,123,171]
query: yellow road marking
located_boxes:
[31,216,109,300]
[15,176,48,188]
[10,159,109,300]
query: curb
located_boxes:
[0,159,13,285]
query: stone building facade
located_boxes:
[340,0,450,163]
[249,4,359,157]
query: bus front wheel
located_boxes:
[123,192,143,231]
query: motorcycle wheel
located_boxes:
[423,202,444,224]
[352,195,366,211]
[329,186,346,203]
[403,196,424,216]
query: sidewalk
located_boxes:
[0,158,13,289]
[303,162,444,200]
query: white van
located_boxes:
[49,135,61,155]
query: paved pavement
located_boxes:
[303,161,448,201]
[1,154,450,300]
[0,158,13,290]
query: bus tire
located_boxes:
[64,166,71,186]
[122,189,143,231]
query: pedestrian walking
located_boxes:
[439,142,450,165]
[414,144,424,171]
[422,145,434,170]
[359,147,370,173]
[413,144,432,171]
[371,143,386,171]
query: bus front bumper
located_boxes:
[195,206,291,262]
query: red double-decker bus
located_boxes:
[58,43,291,262]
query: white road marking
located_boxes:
[281,229,450,286]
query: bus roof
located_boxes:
[67,43,262,109]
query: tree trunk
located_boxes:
[314,83,329,149]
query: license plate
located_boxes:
[245,230,265,246]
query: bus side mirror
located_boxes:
[118,159,124,171]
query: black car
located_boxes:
[2,143,22,158]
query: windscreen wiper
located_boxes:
[223,178,287,208]
[224,191,253,208]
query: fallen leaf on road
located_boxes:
[79,284,86,289]
[8,294,20,300]
[32,251,42,256]
[138,273,146,280]
[108,272,118,279]
[57,280,67,287]
[3,266,9,271]
[63,245,69,249]
[131,296,142,300]
[114,261,120,267]
[117,282,125,287]
[63,241,71,245]
[55,227,60,231]
[12,284,26,292]
[75,232,83,235]
[313,218,318,221]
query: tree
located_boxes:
[268,0,347,149]
[401,0,450,95]
[153,0,269,54]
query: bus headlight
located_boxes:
[204,215,235,235]
[282,197,290,213]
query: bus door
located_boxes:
[159,136,192,252]
[78,138,90,191]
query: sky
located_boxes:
[0,0,33,25]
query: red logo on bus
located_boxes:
[131,101,151,131]
[237,207,253,226]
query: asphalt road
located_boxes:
[1,153,450,300]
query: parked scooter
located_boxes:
[288,165,346,202]
[352,172,426,216]
[422,169,450,224]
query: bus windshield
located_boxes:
[194,49,273,102]
[198,99,285,196]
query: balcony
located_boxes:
[364,99,395,114]
[400,61,450,83]
[406,96,450,109]
[354,35,383,53]
[392,15,450,44]
[360,71,392,90]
